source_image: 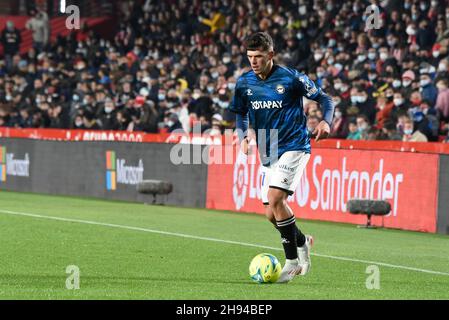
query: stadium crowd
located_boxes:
[1,0,449,143]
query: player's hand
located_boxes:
[312,121,330,142]
[241,137,250,155]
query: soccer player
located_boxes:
[230,32,334,283]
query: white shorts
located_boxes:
[261,151,310,205]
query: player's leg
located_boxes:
[267,151,311,282]
[266,202,307,248]
[285,202,313,275]
[267,187,301,282]
[282,152,313,275]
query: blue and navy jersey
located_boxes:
[230,64,324,166]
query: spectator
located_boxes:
[356,114,370,140]
[25,8,50,52]
[329,105,348,138]
[0,0,449,141]
[436,79,449,122]
[346,120,362,140]
[402,116,428,142]
[419,73,438,106]
[0,21,21,72]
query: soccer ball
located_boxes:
[249,253,282,283]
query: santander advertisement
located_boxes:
[206,147,439,233]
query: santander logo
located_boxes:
[231,153,404,217]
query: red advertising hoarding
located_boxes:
[206,147,439,233]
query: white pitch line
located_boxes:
[1,209,449,277]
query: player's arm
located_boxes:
[311,90,334,142]
[296,73,334,142]
[230,77,250,154]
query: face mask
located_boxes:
[368,74,377,81]
[227,82,236,90]
[357,55,366,62]
[380,52,388,61]
[223,57,231,64]
[334,83,342,91]
[432,0,438,6]
[328,39,336,47]
[167,120,174,127]
[392,80,402,88]
[420,79,430,87]
[402,80,412,87]
[212,97,220,104]
[158,94,165,101]
[334,111,342,119]
[372,43,380,49]
[298,5,307,15]
[406,26,416,35]
[394,98,404,106]
[358,123,368,131]
[327,58,335,65]
[351,96,359,104]
[388,39,397,47]
[207,86,215,93]
[157,63,163,69]
[404,129,413,135]
[192,93,200,99]
[314,53,323,61]
[438,63,447,72]
[340,85,348,92]
[420,3,427,11]
[317,72,324,78]
[211,72,219,79]
[83,98,89,105]
[75,121,83,127]
[359,95,367,103]
[432,51,440,58]
[296,32,304,40]
[368,52,376,60]
[105,106,114,113]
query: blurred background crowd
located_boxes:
[1,0,449,143]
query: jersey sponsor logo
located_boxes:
[276,84,285,94]
[298,76,318,98]
[250,100,283,110]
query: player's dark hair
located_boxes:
[244,32,274,52]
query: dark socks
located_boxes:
[276,216,299,260]
[274,222,306,247]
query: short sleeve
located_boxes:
[294,71,321,100]
[229,77,248,115]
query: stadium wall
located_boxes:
[206,146,444,234]
[0,137,448,235]
[0,138,208,208]
[437,155,449,235]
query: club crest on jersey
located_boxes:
[246,89,253,96]
[275,84,285,94]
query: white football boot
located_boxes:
[297,235,313,275]
[277,258,302,283]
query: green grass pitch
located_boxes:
[0,190,448,300]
